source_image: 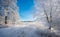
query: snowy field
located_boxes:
[0,25,60,37]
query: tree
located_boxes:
[43,0,53,30]
[34,0,60,31]
[5,16,7,24]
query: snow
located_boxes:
[0,25,59,37]
[0,26,37,37]
[0,25,50,37]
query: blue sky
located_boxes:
[17,0,34,21]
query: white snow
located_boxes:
[0,25,59,37]
[0,25,50,37]
[0,26,37,37]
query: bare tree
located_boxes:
[42,0,60,31]
[5,16,7,24]
[43,0,53,30]
[34,0,60,30]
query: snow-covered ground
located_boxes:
[0,25,60,37]
[0,25,40,37]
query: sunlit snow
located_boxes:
[0,25,58,37]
